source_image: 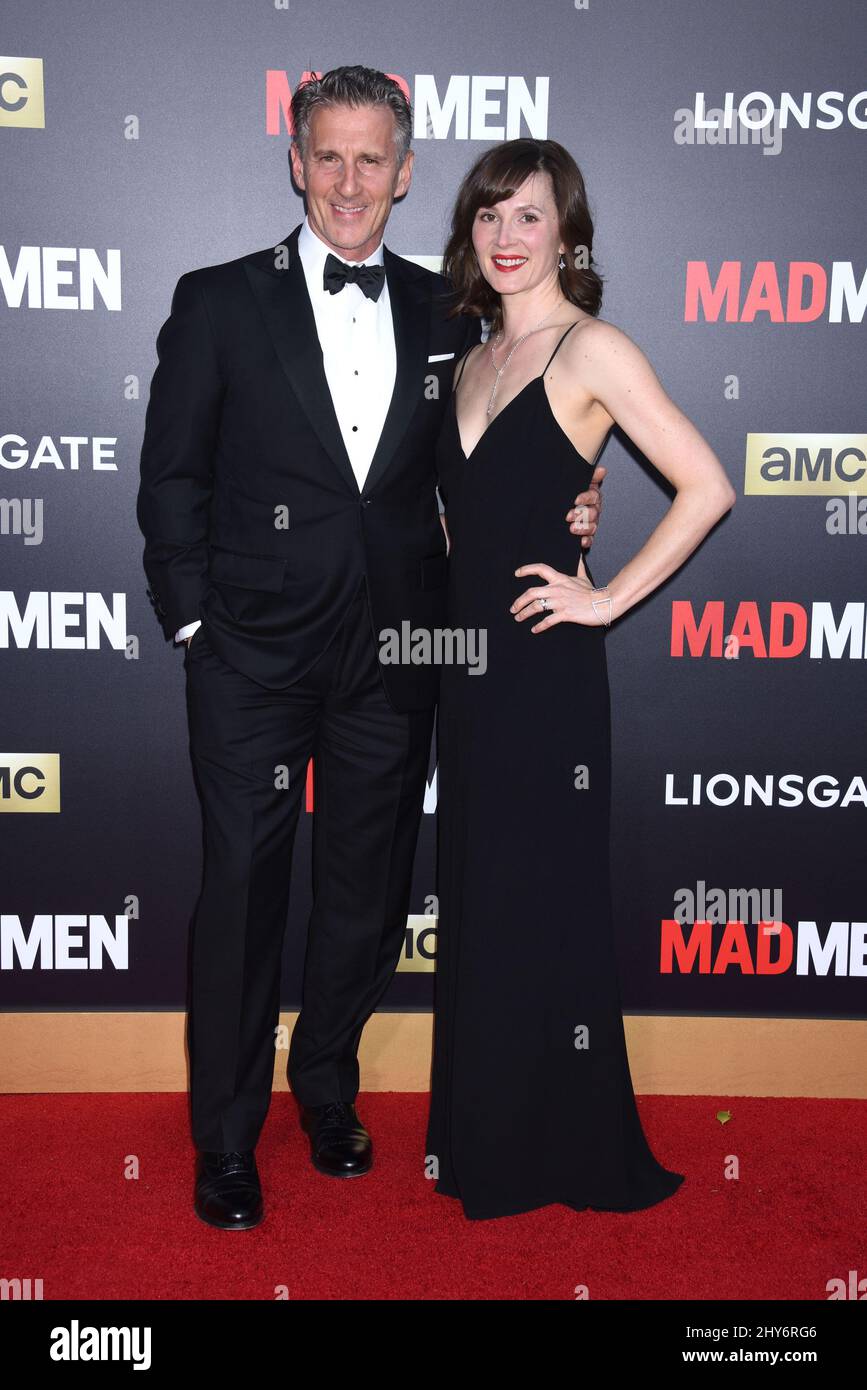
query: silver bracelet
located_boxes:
[590,585,613,627]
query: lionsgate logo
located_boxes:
[683,89,867,149]
[378,622,487,674]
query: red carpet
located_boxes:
[3,1092,864,1300]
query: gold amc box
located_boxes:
[397,914,438,973]
[0,755,60,812]
[0,58,45,129]
[745,433,867,495]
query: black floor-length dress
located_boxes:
[426,324,685,1219]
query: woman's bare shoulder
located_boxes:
[565,314,640,355]
[561,315,655,384]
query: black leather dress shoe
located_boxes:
[301,1101,373,1178]
[194,1150,263,1230]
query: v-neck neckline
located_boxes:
[451,374,594,470]
[451,374,544,462]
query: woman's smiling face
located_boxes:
[471,171,566,297]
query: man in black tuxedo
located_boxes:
[137,65,604,1230]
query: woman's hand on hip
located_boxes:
[511,563,608,633]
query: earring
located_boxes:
[558,255,566,270]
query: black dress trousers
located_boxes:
[183,579,434,1151]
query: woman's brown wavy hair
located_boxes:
[443,138,604,334]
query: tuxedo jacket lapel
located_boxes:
[243,224,430,499]
[361,245,429,497]
[243,225,358,495]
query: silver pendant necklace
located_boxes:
[487,306,557,415]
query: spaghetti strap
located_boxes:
[541,320,580,374]
[453,319,580,398]
[453,346,474,391]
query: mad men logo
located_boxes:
[671,601,867,659]
[660,917,867,977]
[1,915,134,970]
[0,247,122,310]
[745,435,867,495]
[0,57,44,128]
[266,71,549,140]
[0,592,128,648]
[684,262,866,323]
[0,755,60,812]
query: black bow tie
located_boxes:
[323,253,385,302]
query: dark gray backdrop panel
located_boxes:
[2,0,865,1017]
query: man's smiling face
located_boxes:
[290,102,414,262]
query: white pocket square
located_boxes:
[427,352,455,362]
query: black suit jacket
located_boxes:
[136,223,483,711]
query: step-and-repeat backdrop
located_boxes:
[2,1,865,1018]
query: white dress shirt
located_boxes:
[175,215,396,644]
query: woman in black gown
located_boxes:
[426,139,735,1220]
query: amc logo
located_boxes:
[745,434,867,494]
[0,755,60,811]
[0,59,45,129]
[398,914,438,973]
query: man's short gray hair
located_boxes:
[291,65,412,166]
